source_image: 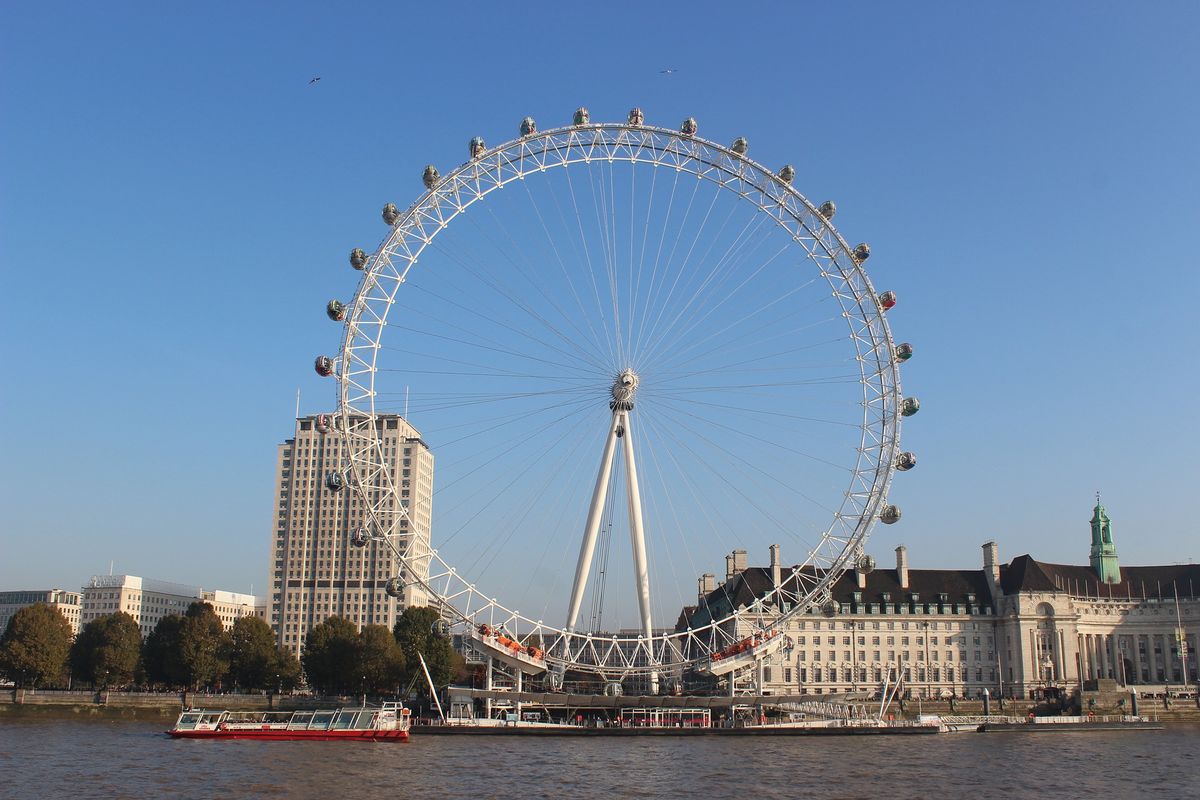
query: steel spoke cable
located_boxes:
[651,395,856,477]
[404,278,611,375]
[636,409,750,622]
[632,169,719,361]
[630,166,694,362]
[640,228,792,369]
[662,274,826,362]
[642,407,803,542]
[420,235,611,376]
[562,160,620,371]
[634,184,774,360]
[436,404,597,547]
[520,176,610,362]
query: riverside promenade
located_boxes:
[0,689,356,718]
[5,689,1199,722]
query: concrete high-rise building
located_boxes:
[0,590,82,636]
[79,576,259,637]
[269,414,433,656]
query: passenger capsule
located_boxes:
[326,299,346,322]
[350,526,369,547]
[573,107,590,126]
[818,201,836,220]
[879,291,897,310]
[821,600,839,617]
[731,137,748,155]
[315,414,330,435]
[382,203,401,225]
[681,117,698,136]
[469,136,486,159]
[857,554,876,573]
[422,165,440,189]
[896,451,917,471]
[314,355,334,377]
[325,471,344,492]
[628,107,644,126]
[520,116,537,137]
[431,620,450,638]
[880,505,902,524]
[349,248,368,270]
[895,342,914,361]
[384,576,403,597]
[777,164,795,184]
[853,243,871,262]
[901,397,921,417]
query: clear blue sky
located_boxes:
[2,2,1198,607]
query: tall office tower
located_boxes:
[270,414,434,656]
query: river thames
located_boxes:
[1,717,1197,799]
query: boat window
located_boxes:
[311,711,335,728]
[289,711,314,729]
[333,711,357,729]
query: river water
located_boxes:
[1,717,1197,799]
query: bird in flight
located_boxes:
[308,77,321,85]
[659,68,678,74]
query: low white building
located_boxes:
[81,575,260,637]
[0,589,82,636]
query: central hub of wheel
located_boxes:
[609,368,639,411]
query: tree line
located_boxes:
[0,601,458,696]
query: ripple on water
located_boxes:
[1,719,1198,800]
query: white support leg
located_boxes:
[620,409,658,692]
[564,412,623,632]
[620,410,653,642]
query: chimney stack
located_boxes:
[732,549,747,576]
[725,554,735,582]
[895,545,909,590]
[698,573,715,602]
[769,544,781,591]
[856,565,868,589]
[983,541,1000,600]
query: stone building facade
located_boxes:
[679,502,1198,698]
[269,414,433,656]
[0,590,82,636]
[80,575,259,637]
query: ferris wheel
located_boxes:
[315,107,918,689]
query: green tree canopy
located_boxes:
[227,615,277,691]
[178,602,230,690]
[142,614,186,688]
[0,604,73,688]
[270,645,303,693]
[393,606,454,691]
[70,612,142,688]
[359,624,406,696]
[302,616,360,695]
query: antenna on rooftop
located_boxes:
[405,385,409,419]
[295,388,301,420]
[108,560,113,576]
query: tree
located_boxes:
[178,602,230,690]
[302,616,360,695]
[70,612,142,688]
[270,646,303,693]
[0,604,73,688]
[227,616,277,691]
[359,625,405,696]
[143,614,186,688]
[393,606,454,690]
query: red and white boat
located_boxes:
[167,702,411,741]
